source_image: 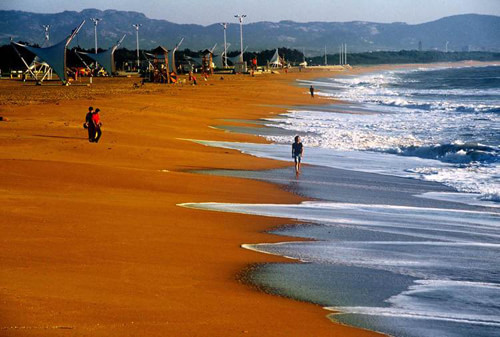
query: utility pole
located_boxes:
[234,14,246,62]
[324,45,327,65]
[90,18,101,54]
[445,41,449,53]
[132,23,142,69]
[220,22,228,67]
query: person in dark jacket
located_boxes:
[292,135,304,173]
[84,106,95,142]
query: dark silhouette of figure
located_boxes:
[84,106,96,142]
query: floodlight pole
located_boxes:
[220,22,228,67]
[345,43,347,65]
[234,14,246,62]
[42,25,50,43]
[132,24,142,69]
[90,18,101,54]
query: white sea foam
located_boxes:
[327,306,500,327]
[328,279,500,327]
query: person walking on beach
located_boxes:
[92,108,103,143]
[84,106,95,142]
[292,135,304,174]
[310,85,315,98]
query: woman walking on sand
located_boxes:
[292,135,304,174]
[92,108,103,143]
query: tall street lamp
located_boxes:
[41,24,50,45]
[220,22,228,67]
[234,14,246,62]
[90,18,101,54]
[132,23,142,69]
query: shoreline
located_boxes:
[0,61,495,336]
[0,65,385,337]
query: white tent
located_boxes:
[269,49,282,67]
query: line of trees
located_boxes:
[1,43,499,73]
[308,50,500,66]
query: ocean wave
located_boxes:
[388,142,499,164]
[313,66,500,114]
[408,165,500,202]
[330,91,500,114]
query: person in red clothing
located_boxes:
[92,108,103,143]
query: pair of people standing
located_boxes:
[84,106,102,143]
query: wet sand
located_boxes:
[0,68,384,336]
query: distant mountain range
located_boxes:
[1,9,499,53]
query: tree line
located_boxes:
[1,43,499,73]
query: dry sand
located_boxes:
[0,68,385,337]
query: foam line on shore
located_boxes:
[241,243,303,261]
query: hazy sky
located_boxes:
[1,0,499,25]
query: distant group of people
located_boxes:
[84,106,102,143]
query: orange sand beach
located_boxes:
[0,62,489,336]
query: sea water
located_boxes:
[267,65,500,204]
[186,65,500,337]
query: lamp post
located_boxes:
[234,14,246,62]
[41,24,50,44]
[132,24,142,69]
[220,22,228,67]
[90,18,101,54]
[344,43,347,65]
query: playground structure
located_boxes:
[186,44,217,74]
[144,46,172,83]
[201,48,214,74]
